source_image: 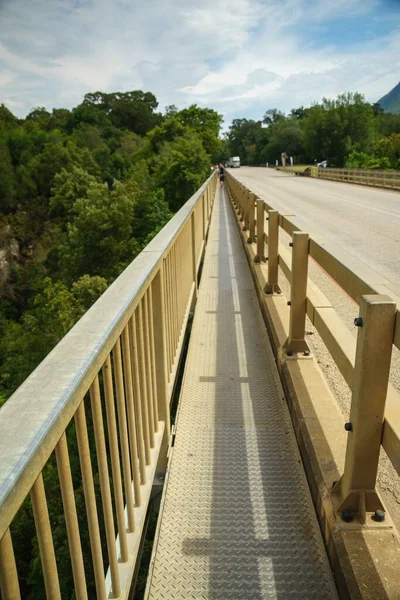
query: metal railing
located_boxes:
[0,173,216,600]
[316,167,400,189]
[227,171,400,523]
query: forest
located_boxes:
[225,92,400,169]
[1,88,399,598]
[0,93,223,405]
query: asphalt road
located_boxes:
[232,167,400,287]
[230,167,400,528]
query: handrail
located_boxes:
[226,171,400,523]
[0,172,216,599]
[317,167,400,189]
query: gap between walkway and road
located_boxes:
[145,186,338,599]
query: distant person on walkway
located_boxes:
[218,163,225,188]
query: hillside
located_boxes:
[378,81,400,114]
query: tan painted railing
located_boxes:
[227,171,400,523]
[316,167,400,189]
[0,173,216,600]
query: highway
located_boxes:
[233,167,400,287]
[231,167,400,528]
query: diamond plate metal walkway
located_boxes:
[146,187,338,599]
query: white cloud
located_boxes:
[0,0,398,123]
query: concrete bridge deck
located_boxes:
[145,187,338,599]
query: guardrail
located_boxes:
[316,167,400,189]
[0,173,216,600]
[226,171,400,524]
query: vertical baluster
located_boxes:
[137,301,155,448]
[169,249,177,361]
[191,212,198,301]
[89,376,121,598]
[165,255,173,370]
[74,401,106,600]
[0,529,21,600]
[202,193,206,240]
[152,267,170,470]
[171,245,178,353]
[142,292,155,438]
[55,433,88,600]
[112,339,139,521]
[162,258,171,375]
[102,355,131,555]
[129,314,148,479]
[147,287,159,429]
[121,326,142,505]
[30,473,62,600]
[176,235,183,328]
[142,293,156,437]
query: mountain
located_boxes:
[378,82,400,114]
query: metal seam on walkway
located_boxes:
[145,187,338,599]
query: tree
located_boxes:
[133,187,172,246]
[58,180,139,282]
[263,108,285,125]
[152,134,210,211]
[81,90,162,135]
[0,137,15,212]
[302,93,375,166]
[226,119,263,165]
[49,166,99,219]
[264,119,305,164]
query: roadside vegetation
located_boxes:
[224,92,400,170]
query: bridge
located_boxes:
[1,168,400,599]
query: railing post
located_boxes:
[283,232,310,354]
[244,188,251,232]
[239,186,245,222]
[236,183,242,215]
[247,193,256,243]
[241,188,248,228]
[332,294,396,523]
[152,266,171,472]
[254,199,265,262]
[264,210,281,294]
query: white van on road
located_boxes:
[228,156,240,168]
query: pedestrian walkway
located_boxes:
[145,187,338,599]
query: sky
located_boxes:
[0,0,399,127]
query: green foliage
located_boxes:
[225,91,400,169]
[79,90,162,135]
[346,133,400,170]
[58,180,139,282]
[152,134,211,211]
[0,88,221,598]
[0,137,15,211]
[133,187,172,245]
[226,119,263,165]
